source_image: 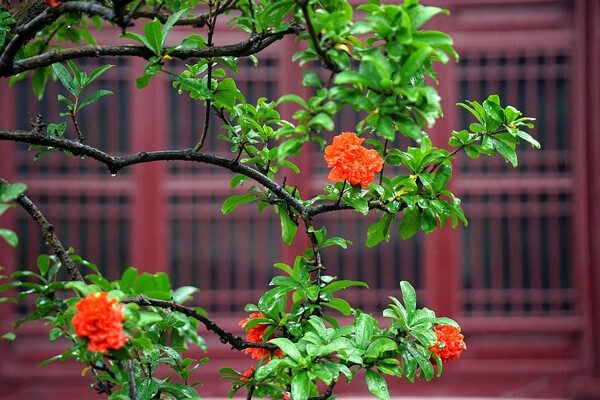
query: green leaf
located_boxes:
[334,70,372,87]
[65,281,95,297]
[121,31,153,50]
[269,337,302,362]
[36,254,50,275]
[138,378,160,399]
[366,213,394,247]
[400,45,431,82]
[407,345,435,381]
[86,64,113,85]
[31,68,51,100]
[222,194,260,215]
[214,77,242,109]
[172,286,198,303]
[355,312,374,350]
[52,63,78,96]
[144,18,164,55]
[322,280,368,292]
[432,163,452,191]
[364,338,398,359]
[399,207,422,239]
[291,370,310,400]
[365,370,390,400]
[160,383,200,399]
[1,332,16,341]
[493,138,518,167]
[408,5,447,30]
[0,182,26,202]
[375,115,395,141]
[360,53,391,89]
[400,281,416,319]
[276,94,307,108]
[516,130,541,149]
[275,204,297,245]
[483,96,505,123]
[309,113,334,131]
[421,207,437,234]
[324,297,352,315]
[0,229,18,247]
[302,70,321,87]
[48,327,62,342]
[78,89,112,110]
[162,9,187,47]
[119,266,138,293]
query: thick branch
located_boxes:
[0,129,308,216]
[0,2,116,75]
[4,25,304,76]
[121,295,279,352]
[0,178,85,282]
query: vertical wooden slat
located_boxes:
[130,59,168,273]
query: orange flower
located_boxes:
[282,392,291,400]
[239,312,283,360]
[241,365,255,381]
[43,0,62,7]
[72,292,128,353]
[429,324,466,364]
[324,132,383,188]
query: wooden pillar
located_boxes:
[574,0,600,397]
[276,37,313,265]
[422,6,462,317]
[129,59,168,273]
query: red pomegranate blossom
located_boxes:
[72,292,128,353]
[43,0,62,7]
[241,365,255,381]
[324,131,384,188]
[238,312,283,360]
[429,324,466,364]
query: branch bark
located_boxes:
[121,294,279,352]
[0,178,85,282]
[4,25,303,76]
[0,129,308,216]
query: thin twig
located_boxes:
[195,0,218,151]
[296,0,340,72]
[121,295,279,352]
[0,178,85,282]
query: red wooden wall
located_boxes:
[0,0,599,398]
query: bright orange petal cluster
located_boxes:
[324,132,383,188]
[241,365,255,381]
[429,324,466,364]
[72,292,128,353]
[43,0,62,7]
[238,312,283,360]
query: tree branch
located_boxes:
[0,178,85,282]
[3,24,304,76]
[131,0,238,28]
[121,294,279,352]
[0,2,116,75]
[0,129,308,216]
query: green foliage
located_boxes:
[0,11,15,53]
[0,182,26,247]
[0,0,538,398]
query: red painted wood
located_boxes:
[129,58,169,273]
[1,0,599,398]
